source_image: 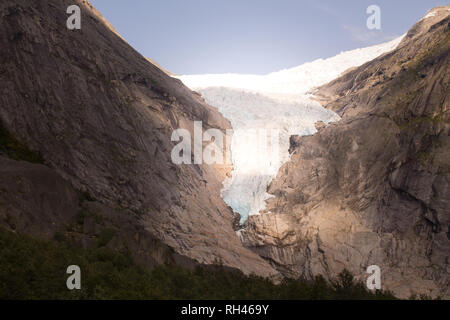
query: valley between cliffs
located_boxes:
[0,0,448,300]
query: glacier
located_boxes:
[177,36,404,224]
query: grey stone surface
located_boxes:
[242,6,450,298]
[0,0,277,277]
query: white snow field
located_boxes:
[177,36,404,224]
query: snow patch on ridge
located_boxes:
[176,35,404,223]
[422,11,436,20]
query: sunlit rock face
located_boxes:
[237,6,450,299]
[0,0,280,277]
[178,36,403,223]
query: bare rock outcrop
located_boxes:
[0,0,277,277]
[242,6,450,298]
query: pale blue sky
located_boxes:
[91,0,448,74]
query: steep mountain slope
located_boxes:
[0,0,277,276]
[241,6,450,298]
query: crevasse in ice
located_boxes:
[177,35,403,223]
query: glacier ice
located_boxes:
[177,35,404,223]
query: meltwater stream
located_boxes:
[177,36,403,224]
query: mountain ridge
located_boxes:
[240,5,450,298]
[0,0,277,277]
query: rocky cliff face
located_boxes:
[241,6,450,298]
[1,0,448,298]
[0,0,277,277]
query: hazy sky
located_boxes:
[90,0,448,75]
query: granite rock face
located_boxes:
[242,6,450,298]
[0,0,277,277]
[1,0,448,297]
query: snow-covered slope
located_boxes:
[178,36,403,96]
[176,36,404,223]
